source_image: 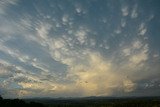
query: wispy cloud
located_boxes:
[131,4,138,18]
[0,0,18,15]
[138,23,147,36]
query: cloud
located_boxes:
[138,23,147,36]
[29,22,129,96]
[121,6,129,16]
[52,38,66,49]
[75,28,88,45]
[0,63,13,78]
[0,0,18,15]
[129,44,148,65]
[123,79,136,92]
[153,54,159,58]
[47,36,144,96]
[74,3,86,14]
[114,27,122,34]
[0,60,60,98]
[71,53,121,96]
[122,40,144,56]
[147,14,154,21]
[75,7,81,13]
[0,17,153,98]
[0,0,159,98]
[121,19,126,27]
[18,82,56,91]
[62,14,69,24]
[131,4,138,18]
[123,48,131,56]
[75,4,82,13]
[122,40,149,69]
[35,22,52,46]
[132,40,143,49]
[0,41,50,75]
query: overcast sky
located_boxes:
[0,0,160,98]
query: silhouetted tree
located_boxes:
[0,95,3,100]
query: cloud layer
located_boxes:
[0,0,160,98]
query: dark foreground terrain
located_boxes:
[1,95,160,107]
[0,95,45,107]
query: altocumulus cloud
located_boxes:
[0,0,160,98]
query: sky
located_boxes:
[0,0,160,98]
